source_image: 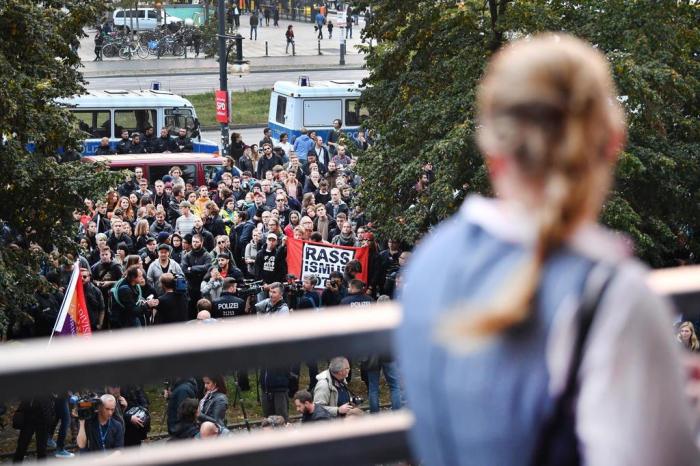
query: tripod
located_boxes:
[231,378,251,432]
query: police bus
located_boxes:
[267,77,367,143]
[58,89,217,155]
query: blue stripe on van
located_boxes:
[80,139,218,155]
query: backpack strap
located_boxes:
[530,264,617,466]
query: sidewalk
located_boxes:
[80,13,367,78]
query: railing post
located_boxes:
[265,40,268,56]
[318,38,322,55]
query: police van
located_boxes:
[267,77,367,143]
[58,89,217,155]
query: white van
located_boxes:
[58,89,217,155]
[112,8,183,31]
[267,78,367,143]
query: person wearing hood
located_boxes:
[181,234,212,318]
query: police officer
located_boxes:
[211,278,245,319]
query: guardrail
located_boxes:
[3,265,699,465]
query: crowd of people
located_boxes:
[5,123,410,461]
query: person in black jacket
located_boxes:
[166,378,199,436]
[256,143,284,180]
[340,279,373,308]
[211,278,245,319]
[198,376,228,426]
[169,398,199,440]
[229,132,245,161]
[142,126,157,153]
[255,233,287,286]
[115,129,131,154]
[12,397,55,462]
[260,367,291,421]
[321,272,347,307]
[95,137,115,155]
[128,134,148,154]
[114,265,159,328]
[81,268,105,330]
[181,234,212,318]
[152,127,177,153]
[111,385,150,447]
[173,128,193,153]
[154,273,189,324]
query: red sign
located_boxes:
[215,90,229,124]
[286,238,369,288]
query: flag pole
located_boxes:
[48,261,80,346]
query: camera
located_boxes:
[351,395,364,406]
[73,395,102,420]
[238,279,264,299]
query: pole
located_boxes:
[218,0,229,157]
[265,40,268,56]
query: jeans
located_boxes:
[367,361,402,413]
[49,397,70,450]
[250,26,257,40]
[346,24,353,38]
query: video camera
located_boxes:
[238,279,264,299]
[71,394,102,420]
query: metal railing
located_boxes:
[2,265,699,465]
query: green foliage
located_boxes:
[0,0,122,335]
[356,0,700,267]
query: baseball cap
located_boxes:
[146,236,157,244]
[157,232,170,243]
[157,243,172,253]
[217,251,231,260]
[267,232,278,240]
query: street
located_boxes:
[86,69,368,95]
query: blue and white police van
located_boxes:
[58,89,217,155]
[267,77,367,143]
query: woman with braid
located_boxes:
[397,35,699,466]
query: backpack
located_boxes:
[110,279,142,325]
[174,273,188,294]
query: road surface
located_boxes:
[86,69,368,95]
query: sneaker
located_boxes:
[46,439,57,449]
[55,450,75,458]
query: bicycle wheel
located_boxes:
[171,42,185,57]
[118,46,132,60]
[102,43,118,58]
[136,44,149,59]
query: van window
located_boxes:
[72,110,111,138]
[137,10,145,19]
[345,99,368,127]
[165,109,196,137]
[303,99,341,127]
[115,11,124,18]
[149,164,196,185]
[204,164,220,184]
[275,95,287,124]
[114,109,157,136]
[148,10,158,19]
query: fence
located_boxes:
[2,265,699,464]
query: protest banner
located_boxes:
[287,238,369,288]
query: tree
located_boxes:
[355,0,700,267]
[0,0,121,336]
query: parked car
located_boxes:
[113,8,183,31]
[85,153,225,187]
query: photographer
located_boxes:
[321,272,347,307]
[313,357,363,417]
[299,274,321,309]
[254,282,290,316]
[77,394,124,453]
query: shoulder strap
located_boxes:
[531,265,617,466]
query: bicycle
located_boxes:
[119,39,148,59]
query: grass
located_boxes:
[0,362,393,457]
[188,89,271,127]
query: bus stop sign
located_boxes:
[215,90,229,124]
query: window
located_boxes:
[204,164,220,184]
[303,99,341,127]
[115,11,124,18]
[137,10,146,19]
[114,109,157,136]
[275,95,287,124]
[71,110,111,138]
[344,99,368,127]
[150,165,196,185]
[148,10,158,19]
[165,109,196,137]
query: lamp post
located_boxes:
[217,0,230,157]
